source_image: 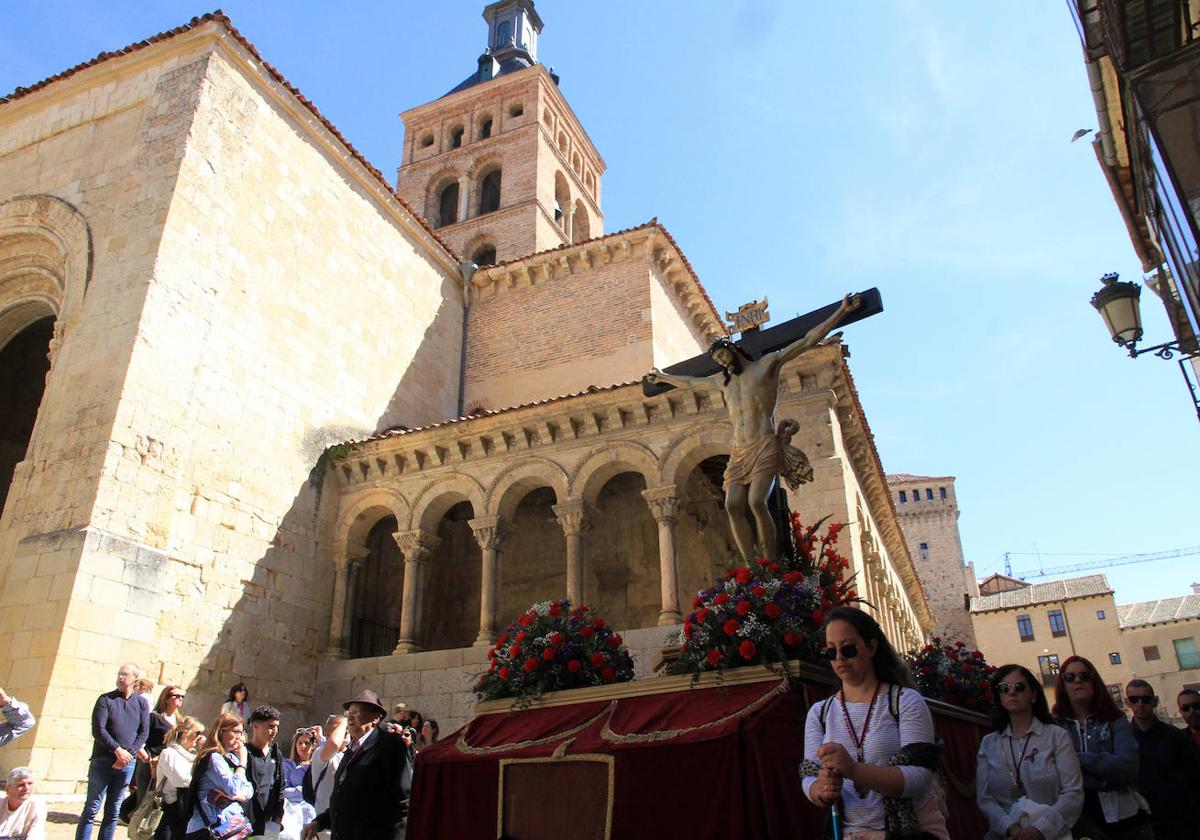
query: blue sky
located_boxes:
[3,2,1196,607]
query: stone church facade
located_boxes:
[0,3,932,792]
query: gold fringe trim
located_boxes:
[455,701,616,756]
[598,677,789,744]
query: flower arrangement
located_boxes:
[905,638,996,713]
[473,599,636,702]
[670,516,861,674]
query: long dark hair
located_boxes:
[826,606,912,688]
[227,682,249,704]
[1052,654,1122,722]
[989,664,1051,732]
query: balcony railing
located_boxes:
[1101,0,1199,70]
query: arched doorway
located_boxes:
[586,472,659,630]
[676,455,738,600]
[424,501,481,650]
[0,316,53,514]
[349,516,404,658]
[498,487,565,624]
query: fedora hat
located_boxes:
[342,689,387,719]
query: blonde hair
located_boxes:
[164,715,204,749]
[197,712,244,762]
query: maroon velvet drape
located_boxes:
[406,677,988,840]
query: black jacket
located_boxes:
[1131,717,1200,836]
[316,728,412,840]
[244,740,285,833]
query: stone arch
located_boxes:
[410,472,486,533]
[572,200,590,243]
[570,441,659,507]
[659,423,733,491]
[463,233,498,267]
[0,194,92,348]
[553,171,571,227]
[423,167,463,227]
[334,488,411,548]
[485,457,569,519]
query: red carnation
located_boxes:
[683,622,693,639]
[590,652,606,667]
[487,647,496,659]
[515,631,528,642]
[549,606,562,617]
[714,593,731,606]
[693,596,703,608]
[765,603,782,619]
[751,585,766,597]
[568,659,582,673]
[723,619,740,636]
[784,631,800,646]
[580,626,595,638]
[812,609,825,625]
[550,632,565,645]
[601,666,616,681]
[921,666,932,674]
[497,633,509,645]
[972,650,984,659]
[518,614,533,627]
[706,648,721,666]
[783,571,803,585]
[489,659,496,671]
[944,675,956,686]
[592,617,606,629]
[696,607,709,622]
[768,562,781,573]
[523,658,539,673]
[499,666,509,679]
[735,568,752,584]
[962,663,974,673]
[955,640,966,647]
[755,557,770,567]
[510,645,523,658]
[607,634,623,648]
[736,600,752,616]
[543,647,557,661]
[739,640,757,660]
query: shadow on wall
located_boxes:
[182,294,463,729]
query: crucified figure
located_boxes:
[646,293,860,563]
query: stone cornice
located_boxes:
[468,225,724,341]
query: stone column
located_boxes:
[642,486,683,625]
[392,530,441,654]
[470,516,507,646]
[553,500,587,605]
[562,203,574,243]
[458,175,471,223]
[326,541,368,659]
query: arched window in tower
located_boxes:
[479,169,502,214]
[571,152,581,174]
[497,20,512,47]
[554,171,570,226]
[479,118,493,140]
[450,125,464,148]
[557,131,568,153]
[472,244,497,267]
[572,200,590,242]
[437,181,459,227]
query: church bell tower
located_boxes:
[394,0,605,266]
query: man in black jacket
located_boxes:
[1126,679,1200,838]
[245,704,285,835]
[302,689,412,840]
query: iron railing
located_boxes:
[1101,0,1199,70]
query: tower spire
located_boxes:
[483,1,542,67]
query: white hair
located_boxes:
[7,767,33,785]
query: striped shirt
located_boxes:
[802,686,936,832]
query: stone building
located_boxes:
[886,474,976,646]
[0,2,932,791]
[970,574,1200,724]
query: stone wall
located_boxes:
[0,28,464,791]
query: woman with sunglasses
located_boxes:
[802,607,948,839]
[1052,655,1152,840]
[976,664,1082,839]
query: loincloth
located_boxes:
[723,427,813,491]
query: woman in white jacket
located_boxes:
[152,716,205,840]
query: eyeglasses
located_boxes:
[1062,671,1093,684]
[1126,695,1154,705]
[997,681,1028,695]
[818,643,859,661]
[1181,702,1200,712]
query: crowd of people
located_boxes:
[801,610,1200,840]
[2,618,1199,840]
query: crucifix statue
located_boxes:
[644,289,881,564]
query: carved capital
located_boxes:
[641,485,680,524]
[552,500,588,537]
[332,540,370,570]
[469,516,508,551]
[392,530,441,565]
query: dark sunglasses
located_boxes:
[1062,671,1093,684]
[997,681,1028,695]
[1126,695,1154,705]
[818,643,859,661]
[1181,702,1200,712]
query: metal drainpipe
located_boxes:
[1085,58,1118,166]
[457,262,479,417]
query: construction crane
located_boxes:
[1002,546,1200,579]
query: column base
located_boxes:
[473,631,498,647]
[393,640,422,655]
[324,646,348,661]
[657,610,683,626]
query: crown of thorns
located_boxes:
[708,337,753,361]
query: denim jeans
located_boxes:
[75,755,135,840]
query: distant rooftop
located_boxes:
[886,473,955,484]
[970,574,1112,613]
[1118,592,1200,628]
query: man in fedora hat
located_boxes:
[302,689,412,840]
